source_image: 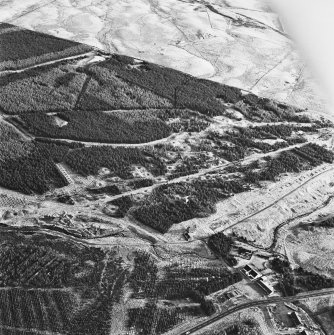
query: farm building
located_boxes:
[241,264,261,280]
[289,311,303,327]
[256,277,274,295]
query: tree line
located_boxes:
[20,109,171,144]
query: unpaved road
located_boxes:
[98,142,307,203]
[220,165,334,232]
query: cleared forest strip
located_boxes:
[34,133,176,147]
[0,50,95,75]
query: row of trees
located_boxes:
[310,217,334,228]
[168,154,211,180]
[127,143,332,234]
[293,142,334,164]
[0,235,129,334]
[0,134,84,194]
[131,178,248,233]
[128,252,240,316]
[237,124,318,140]
[0,143,68,194]
[0,24,91,71]
[129,252,158,298]
[107,196,133,217]
[156,266,242,300]
[76,65,173,111]
[126,253,243,333]
[88,184,121,196]
[270,257,334,296]
[69,257,128,335]
[237,93,310,123]
[128,178,154,189]
[207,130,289,163]
[95,54,242,116]
[223,320,261,335]
[128,303,184,335]
[0,244,71,288]
[208,232,234,257]
[226,132,289,153]
[21,109,171,144]
[244,143,334,184]
[0,288,75,332]
[0,62,86,114]
[65,146,166,178]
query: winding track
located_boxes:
[237,193,334,253]
[220,165,334,233]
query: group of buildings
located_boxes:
[241,264,274,295]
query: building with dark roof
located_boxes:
[289,311,303,327]
[298,330,311,335]
[241,264,261,280]
[256,277,273,295]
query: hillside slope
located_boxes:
[0,23,333,335]
[0,0,330,119]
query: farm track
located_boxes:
[219,166,334,248]
[65,160,334,251]
[96,142,306,203]
[5,0,59,24]
[0,115,326,254]
[0,142,308,248]
[240,193,334,253]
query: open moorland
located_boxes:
[0,23,333,335]
[0,0,331,120]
